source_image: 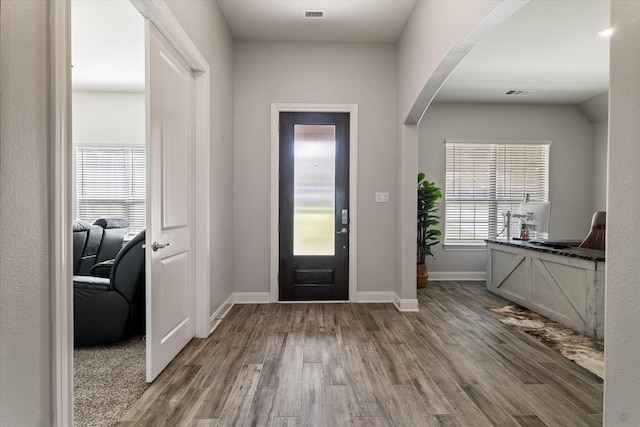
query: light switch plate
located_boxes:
[375,192,389,203]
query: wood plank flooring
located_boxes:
[119,281,603,426]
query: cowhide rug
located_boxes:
[490,304,604,379]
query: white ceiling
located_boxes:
[71,0,610,105]
[216,0,418,43]
[72,0,145,92]
[434,0,610,104]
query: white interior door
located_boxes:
[146,22,195,382]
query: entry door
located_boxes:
[279,112,350,301]
[146,22,195,382]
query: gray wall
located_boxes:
[591,120,608,213]
[418,103,596,274]
[0,0,51,423]
[233,41,398,294]
[397,0,500,122]
[72,91,145,146]
[577,91,609,213]
[165,0,235,313]
[605,0,640,423]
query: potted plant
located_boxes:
[417,173,443,288]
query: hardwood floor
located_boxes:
[119,281,603,426]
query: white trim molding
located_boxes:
[50,1,73,425]
[357,291,419,313]
[270,103,359,303]
[393,293,419,312]
[234,292,272,304]
[209,294,235,333]
[427,271,486,281]
[130,0,208,72]
[357,291,395,303]
[445,139,552,146]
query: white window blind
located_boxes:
[445,141,549,244]
[76,146,146,236]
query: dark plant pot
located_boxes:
[417,263,428,288]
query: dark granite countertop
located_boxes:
[486,238,605,262]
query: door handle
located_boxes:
[151,241,170,251]
[336,228,349,235]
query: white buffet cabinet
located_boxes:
[486,239,605,339]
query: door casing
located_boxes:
[270,103,358,303]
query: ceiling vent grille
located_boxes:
[304,10,325,19]
[504,89,535,96]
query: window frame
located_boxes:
[75,145,147,237]
[444,139,551,247]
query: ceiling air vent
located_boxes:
[304,10,325,19]
[504,89,535,96]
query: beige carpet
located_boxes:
[490,304,604,379]
[74,335,148,426]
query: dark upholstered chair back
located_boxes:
[72,221,91,274]
[76,218,129,276]
[94,218,130,264]
[111,229,146,305]
[579,211,606,251]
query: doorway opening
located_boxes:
[71,0,147,423]
[54,1,211,424]
[279,112,350,301]
[270,104,359,303]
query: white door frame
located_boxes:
[270,103,358,302]
[50,1,211,425]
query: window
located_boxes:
[76,146,146,236]
[445,140,550,245]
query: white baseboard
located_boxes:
[357,291,418,312]
[393,293,419,312]
[208,294,235,334]
[356,291,394,303]
[234,292,271,304]
[278,300,347,304]
[428,271,486,281]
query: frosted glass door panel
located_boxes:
[293,124,336,256]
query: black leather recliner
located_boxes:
[75,218,129,276]
[73,229,146,347]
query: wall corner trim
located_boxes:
[393,293,419,312]
[208,294,235,334]
[356,291,419,312]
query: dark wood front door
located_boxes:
[279,112,350,301]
